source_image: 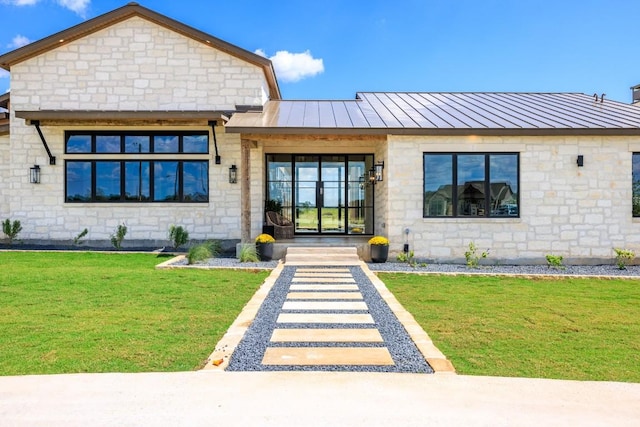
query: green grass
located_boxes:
[381,273,640,382]
[0,252,268,375]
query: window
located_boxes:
[633,153,640,216]
[65,131,209,203]
[424,153,519,218]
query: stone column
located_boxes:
[240,138,251,243]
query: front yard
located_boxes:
[0,252,268,375]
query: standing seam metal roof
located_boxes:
[225,92,640,135]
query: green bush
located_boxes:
[614,248,635,270]
[396,250,416,267]
[168,225,189,250]
[2,219,22,246]
[73,228,88,245]
[545,254,564,269]
[465,241,489,268]
[110,223,127,249]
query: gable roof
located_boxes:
[0,2,281,100]
[225,92,640,135]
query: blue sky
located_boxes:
[1,0,639,103]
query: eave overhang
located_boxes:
[225,126,640,137]
[15,110,230,124]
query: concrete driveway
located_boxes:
[1,371,639,426]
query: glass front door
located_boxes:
[266,154,374,235]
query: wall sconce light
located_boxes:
[30,164,40,184]
[577,155,584,167]
[374,160,384,181]
[229,164,237,183]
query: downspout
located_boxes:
[31,120,56,165]
[209,120,221,164]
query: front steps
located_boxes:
[285,246,361,265]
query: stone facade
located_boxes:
[385,135,640,263]
[4,16,266,246]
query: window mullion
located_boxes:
[485,154,490,217]
[452,155,458,217]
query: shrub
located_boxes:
[545,254,564,269]
[613,248,635,270]
[396,250,417,267]
[73,228,88,245]
[255,233,275,244]
[368,236,389,246]
[238,243,260,262]
[2,219,22,246]
[186,241,219,265]
[465,241,489,268]
[168,225,190,250]
[110,223,127,249]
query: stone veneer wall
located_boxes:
[0,134,9,219]
[385,134,640,263]
[4,16,264,244]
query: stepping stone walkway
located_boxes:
[224,254,436,373]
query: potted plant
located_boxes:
[368,235,389,263]
[255,233,276,261]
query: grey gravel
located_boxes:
[366,261,640,277]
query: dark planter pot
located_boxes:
[370,245,389,263]
[256,242,274,261]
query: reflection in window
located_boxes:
[424,155,453,216]
[423,153,519,218]
[96,135,121,153]
[65,160,208,203]
[66,162,92,201]
[154,161,179,201]
[154,135,178,153]
[66,135,91,153]
[183,162,209,202]
[125,161,150,201]
[125,136,150,153]
[183,135,208,153]
[96,162,121,201]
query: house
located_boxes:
[2,3,640,263]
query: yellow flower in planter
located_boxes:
[255,233,276,244]
[368,236,389,246]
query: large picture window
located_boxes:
[424,153,519,218]
[65,131,209,203]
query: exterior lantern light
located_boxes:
[368,167,376,184]
[30,164,40,184]
[577,155,584,167]
[374,160,384,181]
[229,164,238,184]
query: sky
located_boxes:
[1,0,639,103]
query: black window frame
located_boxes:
[65,131,209,154]
[64,130,211,204]
[423,152,520,218]
[65,160,209,203]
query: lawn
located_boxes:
[0,252,269,375]
[381,273,640,382]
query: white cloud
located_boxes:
[8,34,31,48]
[1,0,90,16]
[56,0,89,17]
[0,0,40,5]
[256,49,324,83]
[0,69,9,79]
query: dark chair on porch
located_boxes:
[265,211,294,240]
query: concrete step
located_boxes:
[284,246,360,265]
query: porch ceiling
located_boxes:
[15,110,230,124]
